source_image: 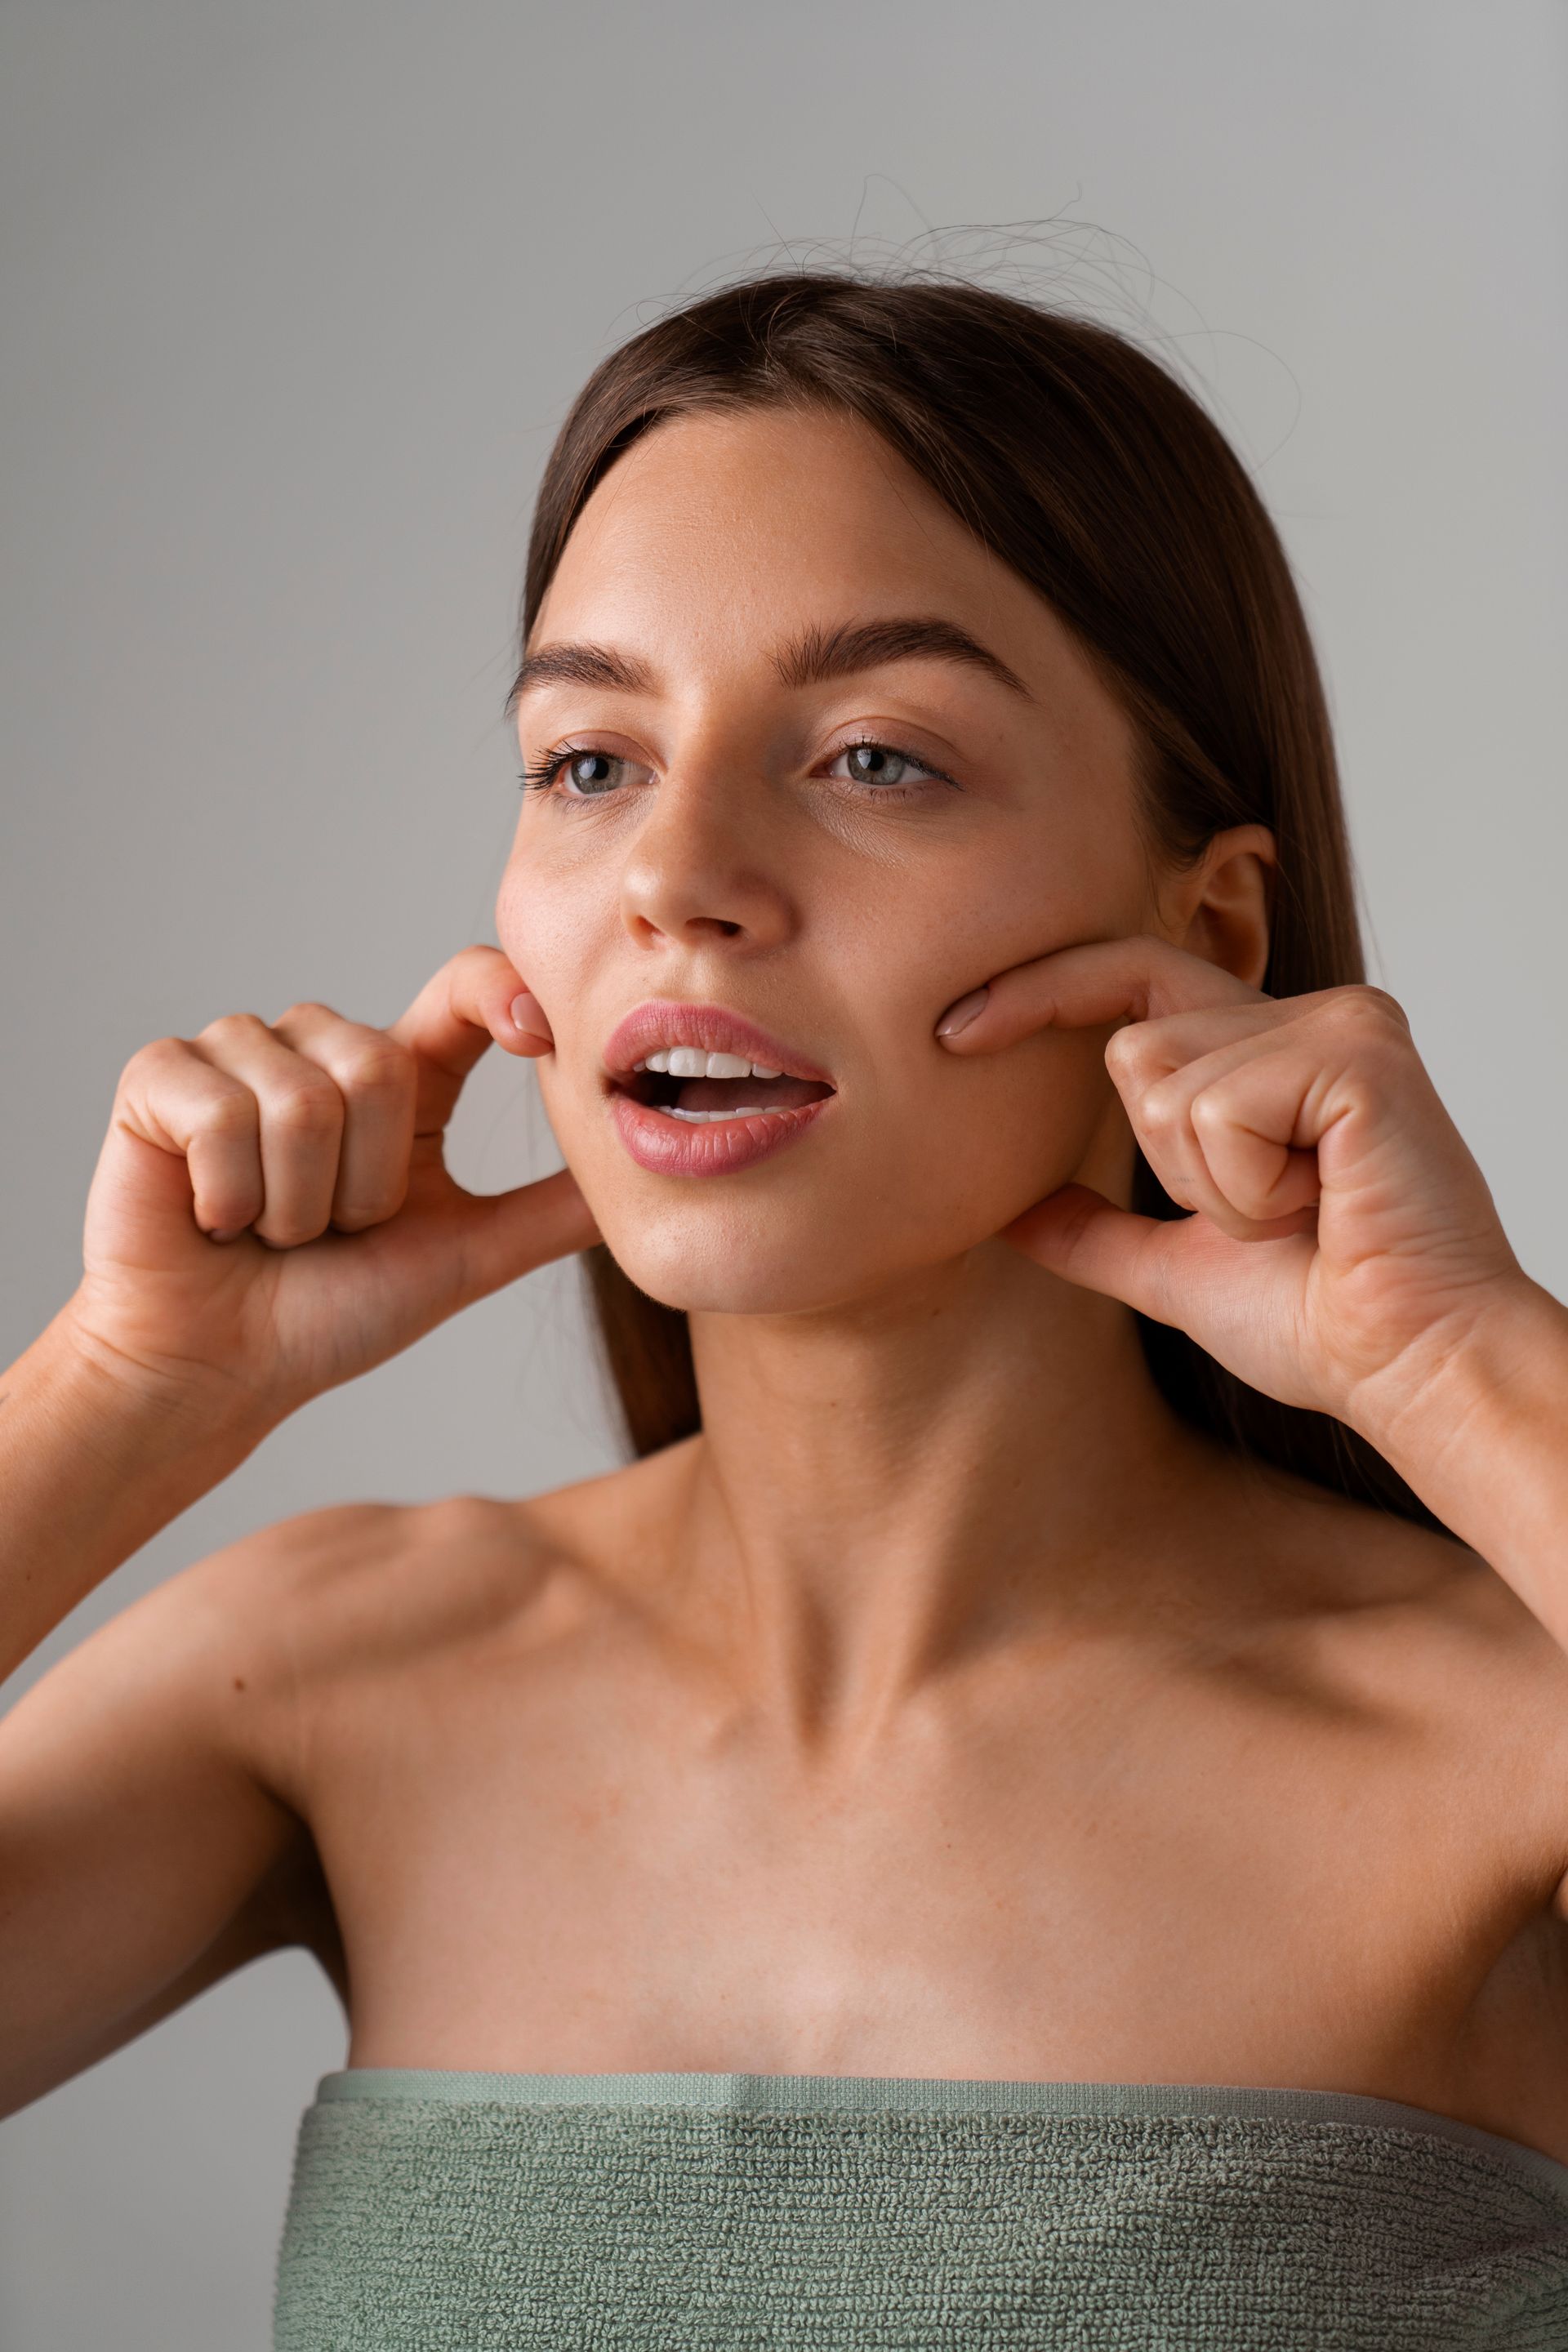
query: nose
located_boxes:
[617,760,796,955]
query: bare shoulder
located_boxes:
[1217,1455,1568,1885]
[0,1498,409,1744]
[1349,1516,1568,1743]
[97,1443,695,1788]
[237,1441,698,1671]
[1374,1523,1568,1930]
[17,1499,431,1794]
[139,1496,421,1678]
[1216,1450,1565,1669]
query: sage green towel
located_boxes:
[273,2069,1568,2349]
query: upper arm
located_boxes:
[0,1502,391,2118]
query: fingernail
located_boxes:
[936,986,989,1039]
[206,1227,243,1244]
[510,992,549,1039]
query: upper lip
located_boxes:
[603,1000,835,1085]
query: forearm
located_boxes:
[1349,1278,1568,1656]
[0,1307,273,1684]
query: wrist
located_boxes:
[0,1307,278,1682]
[42,1298,281,1460]
[1344,1277,1568,1526]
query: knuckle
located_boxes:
[340,1036,416,1096]
[199,1085,261,1139]
[1330,985,1408,1039]
[1139,1076,1185,1137]
[454,942,510,991]
[269,1080,344,1136]
[326,1209,376,1235]
[1103,1027,1145,1079]
[254,1219,327,1250]
[198,1009,270,1046]
[274,999,335,1027]
[332,1177,408,1231]
[122,1034,187,1082]
[1344,982,1402,1019]
[1106,1016,1170,1083]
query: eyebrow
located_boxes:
[506,615,1033,710]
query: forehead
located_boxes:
[532,404,1069,682]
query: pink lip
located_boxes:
[609,1090,833,1178]
[601,1000,834,1084]
[601,999,837,1181]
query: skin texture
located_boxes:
[4,403,1568,2167]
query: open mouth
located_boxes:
[614,1049,835,1125]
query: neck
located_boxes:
[673,1238,1224,1737]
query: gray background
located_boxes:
[2,2,1563,2343]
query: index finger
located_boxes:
[386,944,550,1138]
[933,932,1265,1054]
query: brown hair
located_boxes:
[509,266,1447,1535]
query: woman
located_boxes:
[4,269,1567,2349]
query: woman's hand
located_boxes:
[64,947,598,1428]
[935,934,1533,1437]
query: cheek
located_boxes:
[884,1027,1116,1241]
[815,875,1123,1254]
[494,859,596,1036]
[494,857,623,1178]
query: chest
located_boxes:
[300,1615,1568,2158]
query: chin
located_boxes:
[550,1096,1091,1320]
[582,1178,1045,1321]
[590,1209,880,1319]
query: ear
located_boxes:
[1164,824,1277,993]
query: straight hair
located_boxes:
[509,267,1448,1537]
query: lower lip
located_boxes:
[608,1089,835,1177]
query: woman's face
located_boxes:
[497,402,1171,1316]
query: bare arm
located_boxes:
[0,1307,274,1684]
[1348,1282,1568,1662]
[0,1500,375,2118]
[0,945,593,2113]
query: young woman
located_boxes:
[4,270,1568,2350]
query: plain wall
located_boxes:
[2,2,1564,2343]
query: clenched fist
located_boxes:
[65,947,599,1426]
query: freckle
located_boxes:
[233,1677,247,1693]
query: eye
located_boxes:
[823,737,956,796]
[519,733,959,804]
[519,746,639,799]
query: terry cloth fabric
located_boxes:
[272,2069,1568,2350]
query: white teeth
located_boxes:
[627,1046,791,1080]
[662,1104,791,1123]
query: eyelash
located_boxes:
[517,735,959,804]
